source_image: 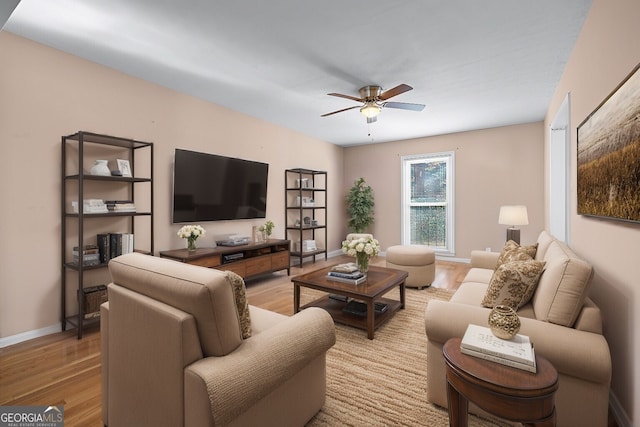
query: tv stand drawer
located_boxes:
[246,257,271,276]
[159,239,290,280]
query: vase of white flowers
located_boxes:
[341,236,380,274]
[177,225,206,251]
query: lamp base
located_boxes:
[506,228,520,245]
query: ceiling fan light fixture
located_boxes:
[360,103,381,118]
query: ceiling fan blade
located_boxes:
[327,92,364,102]
[321,105,360,117]
[378,84,413,100]
[383,101,425,112]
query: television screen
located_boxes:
[172,149,269,223]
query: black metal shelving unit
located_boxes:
[284,168,327,266]
[61,131,153,338]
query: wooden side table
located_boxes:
[443,337,558,427]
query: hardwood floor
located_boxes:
[0,256,467,426]
[0,257,618,426]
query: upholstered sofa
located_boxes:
[101,253,336,427]
[425,231,611,426]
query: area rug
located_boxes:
[301,286,507,427]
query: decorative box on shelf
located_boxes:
[295,196,315,207]
[79,284,108,319]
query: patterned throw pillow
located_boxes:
[496,240,538,267]
[482,260,546,309]
[225,271,252,339]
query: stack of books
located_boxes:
[343,300,388,317]
[72,245,101,266]
[105,200,136,212]
[327,263,366,285]
[72,199,108,214]
[460,324,537,373]
[97,233,135,263]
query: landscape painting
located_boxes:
[577,63,640,223]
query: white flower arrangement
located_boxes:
[177,225,206,240]
[341,236,380,258]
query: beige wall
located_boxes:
[343,122,545,258]
[544,0,640,423]
[0,32,344,341]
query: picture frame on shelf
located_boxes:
[116,159,132,177]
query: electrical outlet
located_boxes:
[485,247,491,252]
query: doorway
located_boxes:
[549,94,570,243]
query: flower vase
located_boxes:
[187,237,197,251]
[488,305,521,339]
[356,252,370,274]
[90,160,111,176]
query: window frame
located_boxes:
[400,151,455,256]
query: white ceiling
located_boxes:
[3,0,592,146]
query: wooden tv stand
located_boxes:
[159,239,290,280]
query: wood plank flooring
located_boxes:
[0,256,618,426]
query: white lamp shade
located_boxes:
[498,205,529,226]
[360,103,381,118]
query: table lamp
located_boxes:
[498,205,528,244]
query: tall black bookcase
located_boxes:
[61,131,153,338]
[284,168,327,266]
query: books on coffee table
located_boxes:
[327,264,366,284]
[327,272,367,285]
[330,262,360,273]
[460,324,536,373]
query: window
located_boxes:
[401,152,455,255]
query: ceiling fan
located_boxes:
[321,84,425,123]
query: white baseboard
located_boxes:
[609,390,632,427]
[0,323,61,348]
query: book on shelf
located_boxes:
[461,324,536,368]
[105,200,136,212]
[342,300,388,317]
[72,199,109,214]
[326,273,367,285]
[72,245,99,255]
[71,253,101,267]
[97,232,134,263]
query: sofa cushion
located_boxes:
[532,241,593,327]
[225,271,252,339]
[481,260,546,309]
[535,230,556,261]
[496,240,538,267]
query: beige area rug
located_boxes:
[301,286,507,427]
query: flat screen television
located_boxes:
[172,149,269,223]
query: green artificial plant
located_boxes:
[345,177,375,233]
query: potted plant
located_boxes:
[259,220,275,240]
[345,177,375,233]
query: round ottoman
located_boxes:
[385,245,435,289]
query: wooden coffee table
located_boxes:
[292,265,407,339]
[443,337,559,427]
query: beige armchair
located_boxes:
[101,253,336,427]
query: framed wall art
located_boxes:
[577,62,640,224]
